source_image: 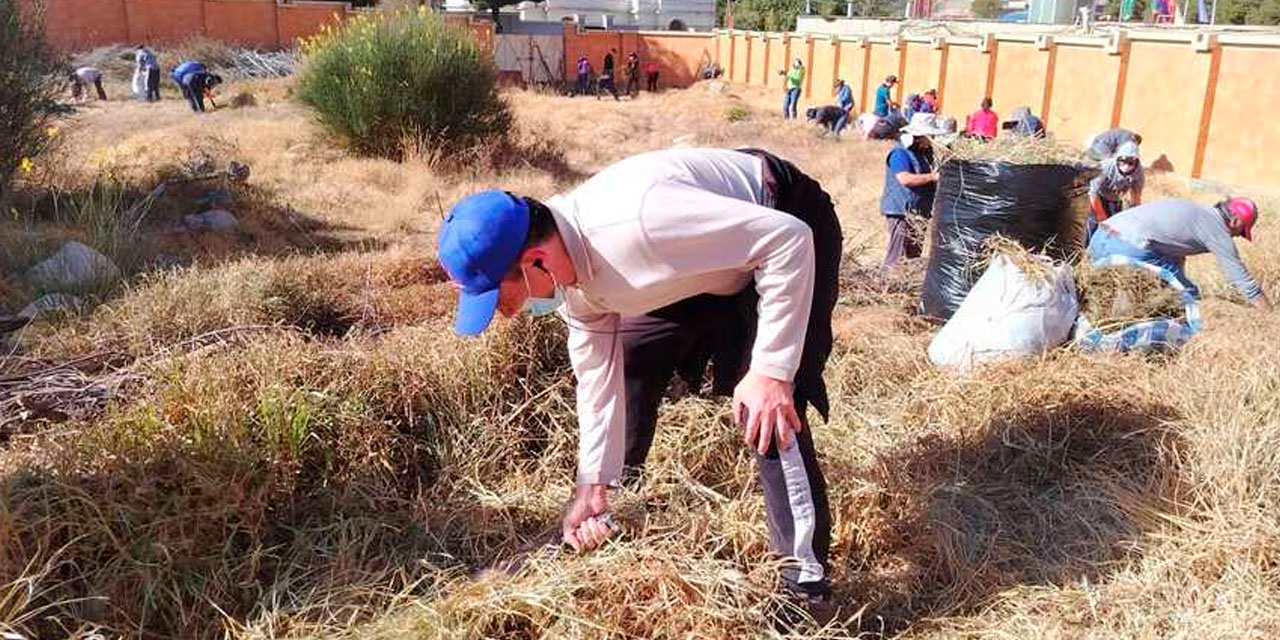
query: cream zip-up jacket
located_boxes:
[544,148,816,486]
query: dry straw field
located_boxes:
[2,69,1280,639]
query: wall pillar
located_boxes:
[1191,40,1223,178]
[1108,35,1131,128]
[895,38,907,103]
[727,31,736,79]
[1040,39,1058,127]
[857,39,871,114]
[934,38,949,112]
[802,35,815,99]
[982,35,998,101]
[829,37,842,100]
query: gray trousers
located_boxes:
[882,214,924,270]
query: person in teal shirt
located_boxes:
[781,58,805,120]
[873,75,897,118]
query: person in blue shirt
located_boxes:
[1006,106,1045,137]
[832,78,854,135]
[171,61,222,113]
[873,75,897,118]
[880,113,951,270]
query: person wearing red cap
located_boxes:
[1089,197,1271,310]
[437,148,843,618]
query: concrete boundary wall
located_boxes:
[568,25,1280,191]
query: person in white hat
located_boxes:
[879,113,952,269]
[1087,139,1144,239]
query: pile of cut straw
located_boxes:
[938,134,1094,167]
[1076,262,1186,331]
[982,235,1058,283]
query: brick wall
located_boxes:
[29,0,350,51]
[124,0,206,44]
[204,0,279,49]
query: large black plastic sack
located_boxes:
[920,160,1095,320]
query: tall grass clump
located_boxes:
[51,177,156,272]
[296,9,512,159]
[0,0,64,207]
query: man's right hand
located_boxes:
[562,483,611,552]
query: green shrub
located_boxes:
[725,103,750,123]
[296,9,512,159]
[0,0,64,207]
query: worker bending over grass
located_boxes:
[1087,140,1144,238]
[439,148,842,613]
[1089,198,1272,310]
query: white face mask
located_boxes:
[521,266,564,317]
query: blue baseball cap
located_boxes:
[437,190,530,336]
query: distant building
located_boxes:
[444,0,715,31]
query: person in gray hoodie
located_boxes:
[1089,197,1271,310]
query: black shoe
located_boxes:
[773,585,836,632]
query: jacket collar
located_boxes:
[546,195,594,286]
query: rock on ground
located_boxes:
[182,209,239,233]
[27,242,121,292]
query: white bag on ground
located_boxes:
[132,68,146,99]
[928,255,1079,371]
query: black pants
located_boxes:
[647,71,660,92]
[146,67,161,101]
[621,150,842,594]
[597,75,619,100]
[181,74,207,112]
[626,75,639,97]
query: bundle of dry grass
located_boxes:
[981,234,1058,283]
[1076,261,1186,331]
[938,134,1093,167]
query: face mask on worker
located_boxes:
[521,264,564,317]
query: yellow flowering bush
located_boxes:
[1,0,64,203]
[296,10,510,159]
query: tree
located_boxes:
[1103,0,1148,19]
[1215,0,1280,23]
[1250,0,1280,23]
[471,0,543,32]
[717,0,805,30]
[971,0,1003,18]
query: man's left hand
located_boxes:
[732,369,803,455]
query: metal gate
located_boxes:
[493,34,565,87]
